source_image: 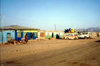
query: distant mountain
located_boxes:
[0,25,40,30]
[77,27,100,32]
[86,27,100,32]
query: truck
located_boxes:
[78,32,90,39]
[64,33,78,40]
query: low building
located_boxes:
[0,30,15,43]
[0,25,39,43]
[38,30,64,39]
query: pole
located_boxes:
[1,15,4,44]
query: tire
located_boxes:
[75,37,78,40]
[84,36,87,39]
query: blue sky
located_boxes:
[1,0,100,30]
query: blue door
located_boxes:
[33,32,36,40]
[15,30,23,41]
[26,32,30,40]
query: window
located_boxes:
[17,32,21,37]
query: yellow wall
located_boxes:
[23,30,38,32]
[17,32,21,37]
[23,32,27,38]
[17,30,39,38]
[17,30,38,32]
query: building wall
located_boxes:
[0,30,15,43]
[53,31,64,39]
[15,30,23,41]
[24,30,38,40]
[45,32,53,39]
[59,32,64,38]
[15,30,38,41]
[53,32,60,39]
[40,31,64,39]
[0,32,2,43]
[37,31,46,39]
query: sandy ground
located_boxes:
[0,38,100,66]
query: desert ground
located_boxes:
[0,38,100,66]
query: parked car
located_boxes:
[64,33,78,40]
[78,32,90,39]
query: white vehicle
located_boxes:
[78,32,90,39]
[64,33,78,40]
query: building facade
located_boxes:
[0,30,15,43]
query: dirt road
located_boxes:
[0,38,100,66]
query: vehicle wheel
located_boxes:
[87,37,90,39]
[84,36,87,39]
[75,37,78,40]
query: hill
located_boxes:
[77,27,100,32]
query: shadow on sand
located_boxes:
[95,40,100,42]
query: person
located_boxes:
[25,34,28,43]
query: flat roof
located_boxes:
[0,25,40,30]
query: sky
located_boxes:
[1,0,100,30]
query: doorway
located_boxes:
[7,33,11,41]
[30,33,33,39]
